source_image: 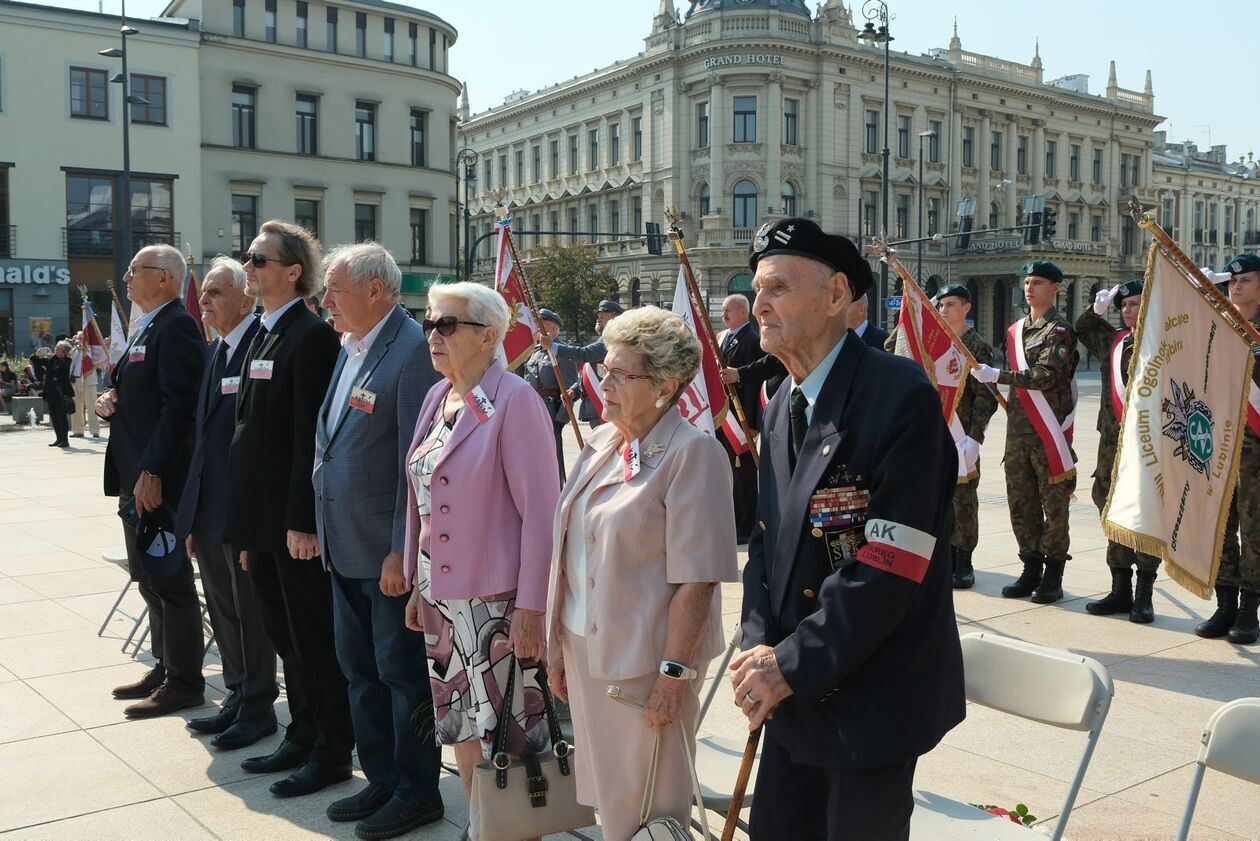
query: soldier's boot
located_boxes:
[1085,569,1133,616]
[1129,571,1157,625]
[1227,589,1259,645]
[1030,557,1066,604]
[1194,586,1239,638]
[1002,554,1044,599]
[952,547,975,590]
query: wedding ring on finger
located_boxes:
[742,692,757,706]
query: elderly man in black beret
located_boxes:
[523,307,578,482]
[732,218,964,840]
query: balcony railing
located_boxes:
[63,228,180,259]
[1244,230,1260,246]
[0,225,13,258]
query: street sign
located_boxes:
[886,296,903,310]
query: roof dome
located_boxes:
[685,0,812,20]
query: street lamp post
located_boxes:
[859,1,893,326]
[455,148,479,281]
[917,129,936,284]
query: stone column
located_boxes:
[805,78,820,220]
[1032,120,1046,195]
[949,104,963,211]
[709,76,725,216]
[641,91,655,177]
[766,73,783,217]
[1005,116,1019,227]
[978,110,992,230]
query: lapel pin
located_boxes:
[645,443,665,458]
[822,444,831,457]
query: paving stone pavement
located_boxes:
[0,371,1255,840]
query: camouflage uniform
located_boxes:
[999,308,1079,564]
[953,328,999,552]
[1217,312,1260,591]
[1075,310,1160,573]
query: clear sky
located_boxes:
[41,0,1256,160]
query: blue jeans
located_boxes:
[330,571,441,807]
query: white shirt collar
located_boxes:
[854,319,869,338]
[220,315,258,364]
[261,296,304,332]
[791,333,848,422]
[341,308,394,358]
[131,299,174,338]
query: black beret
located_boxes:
[597,299,624,315]
[748,217,873,302]
[1225,254,1260,275]
[1021,260,1064,284]
[1115,279,1143,309]
[538,308,562,327]
[935,283,971,302]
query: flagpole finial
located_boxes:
[493,204,508,222]
[1128,197,1154,227]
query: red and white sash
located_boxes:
[759,381,769,410]
[581,363,605,420]
[1247,380,1260,439]
[1109,329,1132,424]
[1008,319,1077,482]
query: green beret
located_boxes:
[1022,260,1063,284]
[1114,279,1143,309]
[935,283,971,302]
[749,217,873,302]
[1224,254,1260,275]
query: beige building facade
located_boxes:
[459,0,1174,348]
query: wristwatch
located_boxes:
[659,660,697,681]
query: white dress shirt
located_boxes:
[219,315,258,368]
[128,299,174,345]
[326,309,393,431]
[261,295,304,332]
[854,319,869,338]
[791,333,848,425]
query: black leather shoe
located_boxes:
[241,739,311,774]
[212,717,278,751]
[355,796,445,840]
[269,761,353,798]
[187,703,241,735]
[123,684,206,719]
[113,667,166,700]
[327,782,394,822]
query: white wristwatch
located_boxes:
[659,660,697,680]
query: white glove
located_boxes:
[961,436,980,468]
[1199,266,1231,285]
[970,364,1001,384]
[1093,285,1122,315]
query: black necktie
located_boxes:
[245,324,269,364]
[789,386,808,472]
[211,340,229,387]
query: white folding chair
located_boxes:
[911,631,1114,841]
[692,625,760,836]
[1174,697,1260,841]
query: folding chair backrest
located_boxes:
[960,632,1113,731]
[698,625,743,728]
[1200,698,1260,785]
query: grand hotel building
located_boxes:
[459,0,1260,346]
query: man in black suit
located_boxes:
[848,293,889,350]
[176,257,279,750]
[42,341,73,447]
[226,220,349,798]
[731,219,964,840]
[97,244,207,718]
[718,294,763,543]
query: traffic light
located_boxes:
[1024,211,1043,245]
[645,222,663,255]
[1042,208,1058,241]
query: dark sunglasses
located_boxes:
[422,315,488,336]
[242,250,292,268]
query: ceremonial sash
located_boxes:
[581,363,604,419]
[1109,329,1132,424]
[1248,381,1260,439]
[760,381,769,410]
[1008,320,1076,482]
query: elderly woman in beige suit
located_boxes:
[545,306,738,840]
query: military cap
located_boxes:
[1021,260,1064,284]
[597,299,624,315]
[748,217,873,302]
[538,308,562,327]
[1114,279,1144,309]
[935,283,971,303]
[1224,254,1260,275]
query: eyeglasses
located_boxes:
[242,251,292,268]
[422,315,488,336]
[124,264,165,276]
[601,366,655,386]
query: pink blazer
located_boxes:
[402,357,560,612]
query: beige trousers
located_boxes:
[72,374,99,436]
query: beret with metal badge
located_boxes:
[748,217,873,302]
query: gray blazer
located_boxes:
[313,306,439,579]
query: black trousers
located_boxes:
[749,729,917,841]
[120,494,205,693]
[191,527,278,723]
[552,419,568,485]
[245,547,353,766]
[46,396,69,444]
[721,433,759,541]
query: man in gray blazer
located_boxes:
[313,243,444,840]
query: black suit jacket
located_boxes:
[720,322,764,430]
[103,301,205,503]
[176,318,260,544]
[860,322,890,351]
[42,355,73,399]
[740,332,964,769]
[227,302,339,553]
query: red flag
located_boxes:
[494,220,537,371]
[671,266,749,453]
[184,261,204,330]
[79,301,108,376]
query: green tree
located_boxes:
[526,243,617,343]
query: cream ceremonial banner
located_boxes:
[1102,243,1255,598]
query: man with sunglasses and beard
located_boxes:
[226,220,350,799]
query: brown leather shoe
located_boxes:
[112,666,166,700]
[123,684,205,719]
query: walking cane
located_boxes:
[721,726,761,841]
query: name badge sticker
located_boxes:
[465,385,496,422]
[249,359,274,380]
[129,345,147,362]
[220,376,241,395]
[623,439,641,481]
[350,386,377,414]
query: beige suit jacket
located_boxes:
[545,406,739,680]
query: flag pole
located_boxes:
[186,244,212,343]
[78,286,108,374]
[665,207,760,469]
[869,235,1008,411]
[104,279,129,333]
[493,205,585,450]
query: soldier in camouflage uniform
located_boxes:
[971,260,1079,604]
[1075,280,1162,623]
[1195,255,1260,645]
[522,308,578,485]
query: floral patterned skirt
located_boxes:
[416,554,550,759]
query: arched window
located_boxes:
[781,182,797,216]
[966,280,981,328]
[630,276,642,307]
[699,184,711,217]
[989,202,1000,229]
[991,279,1008,348]
[733,180,758,228]
[728,272,755,308]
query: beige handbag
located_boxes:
[608,686,713,841]
[468,659,595,841]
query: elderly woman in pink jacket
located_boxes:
[402,282,560,820]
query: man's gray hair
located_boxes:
[427,282,510,356]
[722,294,750,312]
[145,244,187,281]
[323,242,402,299]
[207,255,249,290]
